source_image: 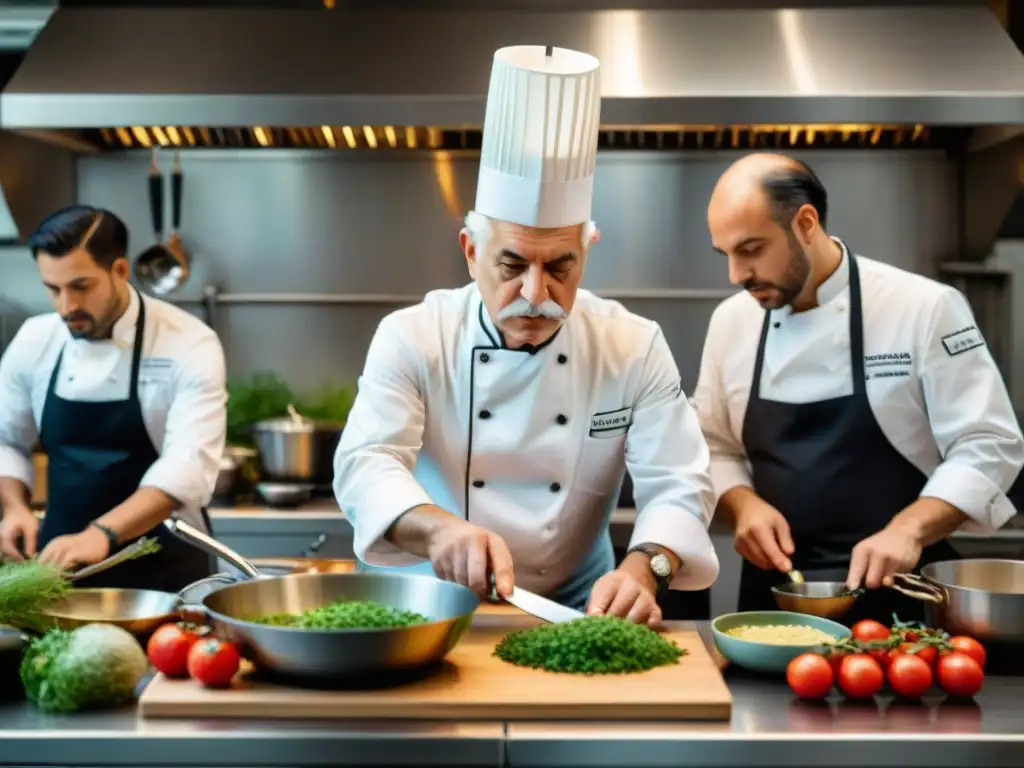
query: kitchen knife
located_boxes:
[503,585,586,624]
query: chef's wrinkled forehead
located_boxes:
[464,210,596,255]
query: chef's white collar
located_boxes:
[775,236,850,318]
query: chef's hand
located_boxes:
[0,505,39,560]
[37,525,110,572]
[846,525,922,590]
[732,494,795,573]
[586,564,662,627]
[426,517,515,599]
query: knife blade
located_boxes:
[504,585,586,624]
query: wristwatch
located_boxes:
[89,521,120,553]
[627,544,674,592]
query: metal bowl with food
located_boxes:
[771,576,941,620]
[162,518,480,682]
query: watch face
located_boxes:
[651,553,671,578]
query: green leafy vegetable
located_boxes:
[250,599,428,630]
[494,615,687,675]
[20,624,149,713]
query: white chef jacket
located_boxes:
[333,283,719,596]
[692,239,1024,534]
[0,287,227,530]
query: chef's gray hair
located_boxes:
[463,210,597,253]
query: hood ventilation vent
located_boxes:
[84,123,957,152]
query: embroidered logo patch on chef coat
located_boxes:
[941,326,985,357]
[589,407,632,438]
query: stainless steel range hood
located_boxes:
[3,4,1024,130]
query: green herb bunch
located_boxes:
[494,615,687,675]
[253,599,428,630]
[0,560,70,632]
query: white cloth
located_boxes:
[0,288,227,529]
[692,240,1024,533]
[334,283,719,594]
[475,45,602,228]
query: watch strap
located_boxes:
[90,521,120,552]
[627,544,672,590]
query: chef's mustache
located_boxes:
[62,311,94,324]
[497,298,567,322]
[742,280,780,293]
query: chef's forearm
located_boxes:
[385,504,454,558]
[714,485,757,528]
[886,496,969,548]
[0,476,31,514]
[96,487,179,542]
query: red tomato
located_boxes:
[837,654,884,699]
[948,636,986,670]
[824,648,847,676]
[898,642,938,667]
[936,652,984,698]
[187,638,241,688]
[786,653,834,699]
[867,646,893,672]
[851,620,891,644]
[887,653,933,698]
[146,622,207,678]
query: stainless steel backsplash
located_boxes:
[0,149,955,394]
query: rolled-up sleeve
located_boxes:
[333,317,433,567]
[692,305,752,502]
[918,287,1024,532]
[139,332,227,510]
[625,325,719,591]
[0,324,39,490]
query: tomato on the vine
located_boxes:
[851,620,891,644]
[898,642,938,667]
[887,653,933,698]
[837,653,884,699]
[936,652,984,698]
[947,636,986,669]
[786,653,834,699]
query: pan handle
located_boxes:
[890,572,944,604]
[163,518,262,580]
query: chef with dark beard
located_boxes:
[692,153,1023,623]
[0,205,226,590]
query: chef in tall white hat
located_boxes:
[333,45,718,625]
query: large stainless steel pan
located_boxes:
[905,559,1024,643]
[162,518,480,682]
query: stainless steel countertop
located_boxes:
[2,623,1023,767]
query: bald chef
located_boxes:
[0,205,226,590]
[693,153,1024,622]
[333,45,718,625]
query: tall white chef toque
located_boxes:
[474,45,602,229]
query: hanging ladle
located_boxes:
[134,149,190,296]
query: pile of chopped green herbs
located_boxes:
[494,616,687,675]
[250,599,429,630]
[0,560,70,632]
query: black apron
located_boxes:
[737,249,958,625]
[37,294,214,592]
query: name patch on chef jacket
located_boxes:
[589,407,632,438]
[941,326,986,357]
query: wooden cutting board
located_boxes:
[138,604,732,721]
